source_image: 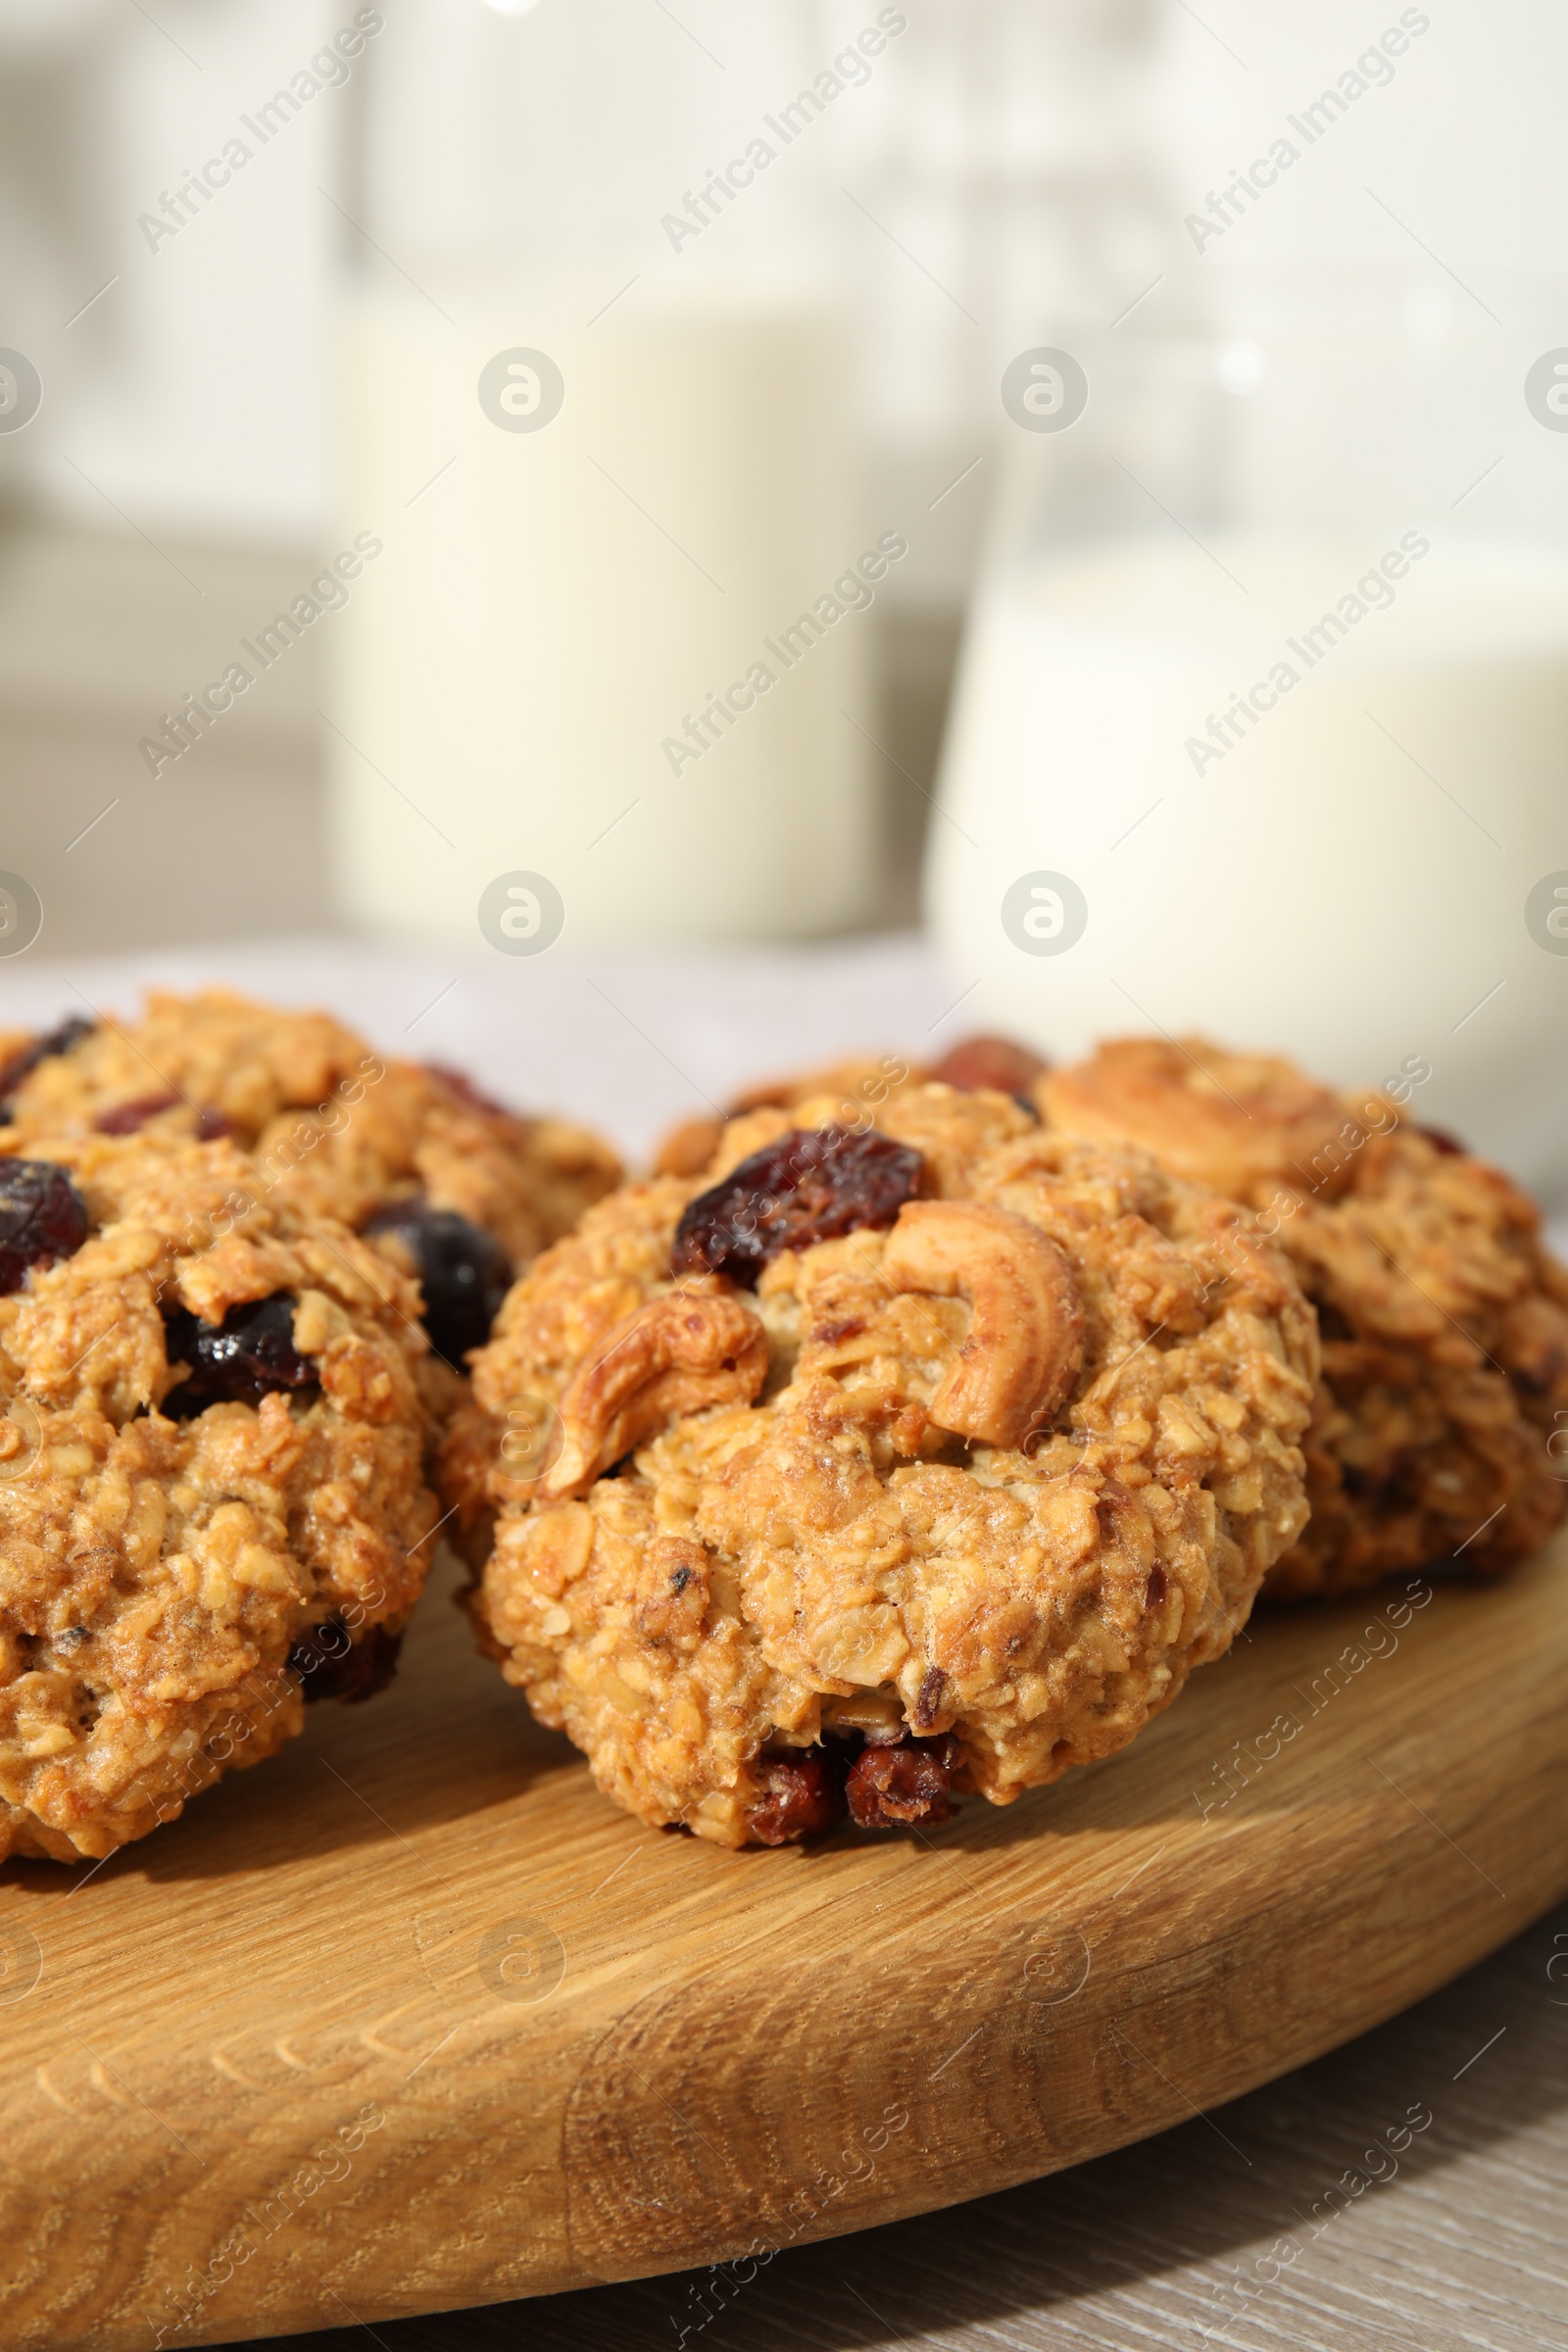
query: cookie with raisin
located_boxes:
[649,1038,1049,1180]
[451,1083,1316,1847]
[0,989,620,1386]
[0,1128,440,1862]
[1039,1037,1568,1596]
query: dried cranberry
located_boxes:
[427,1063,511,1119]
[287,1618,403,1703]
[0,1157,89,1295]
[0,1016,95,1115]
[929,1034,1047,1100]
[747,1750,849,1845]
[671,1125,924,1286]
[845,1734,960,1830]
[162,1292,318,1417]
[94,1092,231,1140]
[95,1092,177,1134]
[362,1199,512,1365]
[1419,1124,1466,1156]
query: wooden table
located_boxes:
[239,1888,1568,2352]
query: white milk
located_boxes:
[927,530,1568,1194]
[328,273,880,949]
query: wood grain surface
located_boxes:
[3,1529,1565,2352]
[257,1892,1568,2352]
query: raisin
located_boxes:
[162,1292,318,1416]
[912,1664,947,1729]
[288,1618,403,1704]
[1419,1124,1465,1156]
[928,1034,1047,1101]
[1145,1562,1168,1608]
[671,1126,924,1286]
[812,1315,867,1346]
[0,1157,89,1295]
[362,1198,512,1364]
[0,1016,95,1114]
[1341,1448,1418,1513]
[845,1734,960,1830]
[747,1750,850,1845]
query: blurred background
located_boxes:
[2,0,1568,1179]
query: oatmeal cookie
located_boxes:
[651,1036,1047,1178]
[0,1127,439,1862]
[454,1083,1316,1846]
[0,992,621,1378]
[1040,1037,1568,1596]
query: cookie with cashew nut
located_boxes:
[651,1037,1048,1178]
[449,1083,1317,1847]
[0,1126,440,1863]
[1039,1036,1568,1596]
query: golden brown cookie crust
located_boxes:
[649,1040,1049,1183]
[652,1053,921,1181]
[1039,1036,1352,1204]
[0,989,620,1270]
[0,1129,439,1862]
[1041,1038,1568,1596]
[457,1086,1316,1846]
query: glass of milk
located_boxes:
[928,264,1568,1197]
[327,0,881,950]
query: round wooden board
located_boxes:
[4,1533,1567,2352]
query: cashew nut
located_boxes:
[540,1283,767,1499]
[1041,1037,1348,1204]
[881,1200,1084,1447]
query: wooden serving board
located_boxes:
[4,1533,1566,2352]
